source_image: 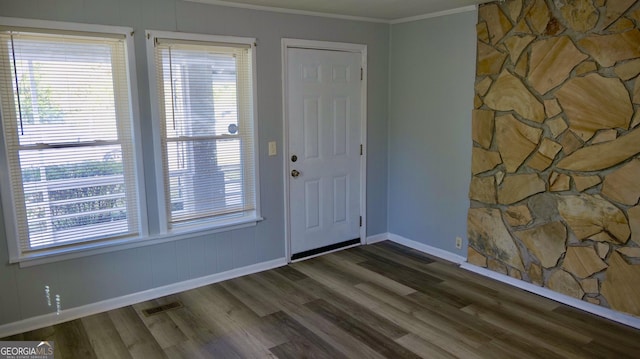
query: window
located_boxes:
[0,21,141,260]
[148,31,259,231]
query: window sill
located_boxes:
[14,215,264,268]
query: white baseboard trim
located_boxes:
[365,232,389,244]
[387,233,466,264]
[0,257,287,338]
[461,262,640,330]
[363,232,640,329]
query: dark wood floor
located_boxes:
[4,241,640,358]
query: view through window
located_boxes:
[0,31,138,253]
[152,37,257,229]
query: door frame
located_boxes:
[281,38,368,263]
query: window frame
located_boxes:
[145,30,262,235]
[0,17,148,264]
[0,20,263,267]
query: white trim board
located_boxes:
[366,232,389,244]
[462,263,640,330]
[0,258,287,338]
[390,5,477,24]
[387,233,466,264]
[382,233,640,330]
[184,0,387,23]
[184,0,479,24]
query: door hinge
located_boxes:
[360,144,363,156]
[360,68,363,81]
[359,216,362,227]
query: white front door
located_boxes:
[286,47,363,258]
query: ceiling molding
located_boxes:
[184,0,482,24]
[183,0,389,23]
[390,5,478,25]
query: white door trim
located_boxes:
[281,38,368,262]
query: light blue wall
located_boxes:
[388,10,477,255]
[0,0,389,326]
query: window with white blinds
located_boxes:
[0,26,140,257]
[150,32,258,230]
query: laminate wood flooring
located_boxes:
[4,241,640,358]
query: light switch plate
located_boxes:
[268,141,277,156]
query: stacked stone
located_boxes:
[468,0,640,317]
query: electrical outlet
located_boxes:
[455,237,463,249]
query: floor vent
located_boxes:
[141,301,183,317]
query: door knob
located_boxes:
[291,169,301,178]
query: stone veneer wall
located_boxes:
[468,0,640,317]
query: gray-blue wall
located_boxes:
[387,10,477,255]
[0,0,389,326]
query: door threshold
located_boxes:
[291,238,361,261]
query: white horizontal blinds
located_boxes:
[0,30,138,252]
[154,39,256,227]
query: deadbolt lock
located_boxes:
[291,155,298,162]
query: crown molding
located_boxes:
[184,0,479,24]
[390,5,478,24]
[183,0,389,23]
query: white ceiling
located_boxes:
[187,0,493,22]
